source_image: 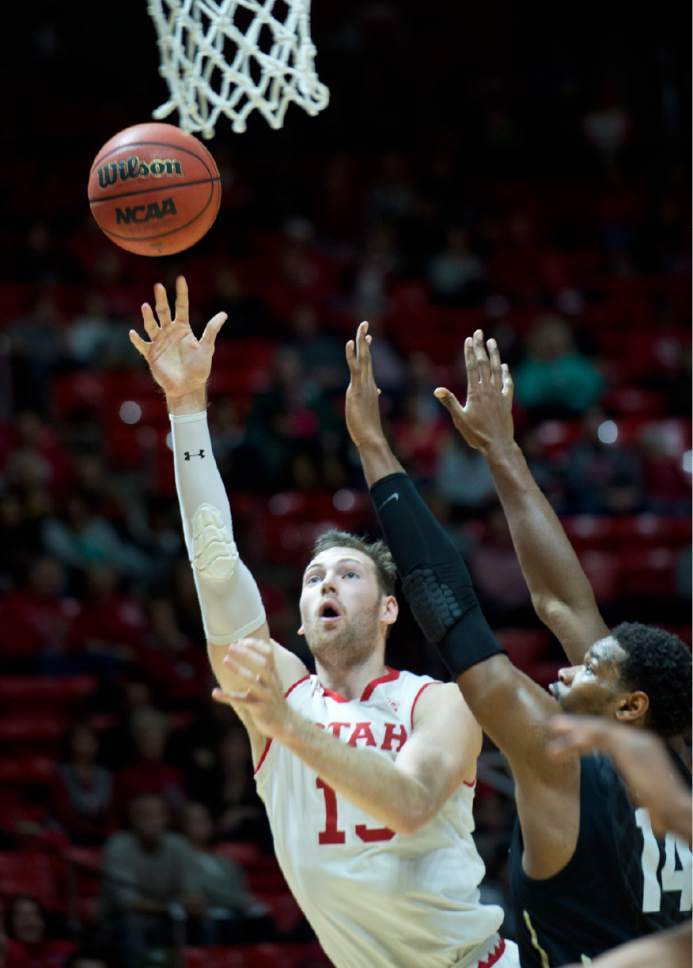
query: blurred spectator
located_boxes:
[582,94,630,176]
[349,223,399,319]
[0,556,75,668]
[42,495,151,583]
[244,347,345,490]
[367,317,407,400]
[638,424,691,515]
[288,304,345,393]
[179,801,272,943]
[203,268,266,339]
[63,952,114,968]
[0,898,27,968]
[7,298,67,412]
[676,546,691,601]
[469,507,533,624]
[114,709,186,820]
[2,411,72,498]
[101,795,197,968]
[65,294,113,368]
[563,408,645,515]
[428,228,487,305]
[434,432,497,513]
[52,723,115,846]
[68,565,148,672]
[198,728,271,849]
[137,596,208,702]
[514,315,604,417]
[392,394,446,484]
[0,489,53,588]
[4,896,74,968]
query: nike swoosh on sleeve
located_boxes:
[377,492,399,512]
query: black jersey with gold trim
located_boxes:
[508,751,691,966]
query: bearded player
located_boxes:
[129,277,518,968]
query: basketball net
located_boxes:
[147,0,329,138]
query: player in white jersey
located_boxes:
[128,277,519,968]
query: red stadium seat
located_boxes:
[576,551,621,603]
[0,755,56,788]
[0,675,97,715]
[58,846,104,925]
[183,945,329,968]
[0,714,67,748]
[533,420,584,458]
[619,547,678,598]
[496,629,551,671]
[0,851,59,908]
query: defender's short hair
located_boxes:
[613,622,692,737]
[311,529,397,597]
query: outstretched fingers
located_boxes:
[200,311,228,349]
[464,336,480,390]
[154,282,173,328]
[129,329,150,358]
[501,362,514,402]
[433,386,464,423]
[141,302,159,341]
[174,275,189,323]
[487,337,503,389]
[355,320,372,366]
[472,329,491,383]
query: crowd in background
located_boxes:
[0,1,689,965]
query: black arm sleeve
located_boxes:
[370,472,504,678]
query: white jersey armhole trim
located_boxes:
[253,674,311,777]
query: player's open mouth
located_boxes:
[318,601,342,622]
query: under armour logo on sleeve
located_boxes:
[184,449,205,460]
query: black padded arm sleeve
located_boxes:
[370,472,504,678]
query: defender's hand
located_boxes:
[434,329,514,457]
[129,276,227,401]
[213,638,292,741]
[345,321,384,449]
[548,715,691,840]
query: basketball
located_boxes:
[87,122,222,257]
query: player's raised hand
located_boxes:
[434,329,515,457]
[345,320,384,449]
[213,638,292,740]
[548,715,691,840]
[129,276,227,401]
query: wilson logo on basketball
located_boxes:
[115,198,177,225]
[97,155,184,189]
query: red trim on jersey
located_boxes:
[477,936,505,968]
[285,674,311,699]
[253,674,311,777]
[360,666,400,701]
[253,738,272,777]
[320,686,350,703]
[409,680,443,730]
[317,667,401,703]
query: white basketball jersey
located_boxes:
[255,668,504,968]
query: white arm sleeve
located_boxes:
[169,410,266,645]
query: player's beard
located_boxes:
[303,601,381,670]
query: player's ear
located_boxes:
[297,624,305,636]
[615,690,649,724]
[381,595,398,627]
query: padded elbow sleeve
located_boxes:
[371,472,503,677]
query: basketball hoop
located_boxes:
[147,0,329,138]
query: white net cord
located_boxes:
[148,0,329,138]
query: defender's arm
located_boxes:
[435,331,609,665]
